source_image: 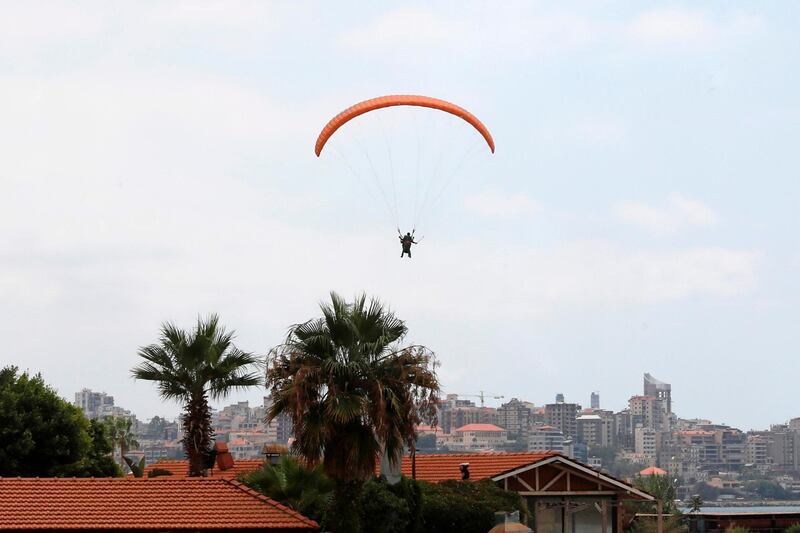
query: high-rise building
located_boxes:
[437,394,498,434]
[635,426,657,464]
[496,398,534,441]
[263,396,294,444]
[591,409,616,448]
[544,400,580,439]
[767,426,800,469]
[529,425,565,453]
[576,414,603,447]
[643,373,672,414]
[745,435,770,466]
[615,410,635,451]
[628,395,665,431]
[74,389,117,419]
[590,392,600,410]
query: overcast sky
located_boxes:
[1,2,798,430]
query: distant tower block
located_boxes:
[643,373,672,413]
[590,391,600,410]
[555,393,565,403]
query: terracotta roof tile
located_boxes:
[144,459,264,479]
[454,423,506,432]
[0,477,318,530]
[639,466,667,476]
[397,451,559,482]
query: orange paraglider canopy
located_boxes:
[314,95,495,156]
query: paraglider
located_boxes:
[314,95,495,157]
[398,229,418,258]
[315,94,494,259]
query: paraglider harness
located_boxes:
[398,229,421,258]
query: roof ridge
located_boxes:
[224,479,319,528]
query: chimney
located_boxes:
[214,442,235,471]
[459,462,470,480]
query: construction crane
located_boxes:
[453,391,504,408]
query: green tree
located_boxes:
[103,416,140,467]
[631,514,688,533]
[745,480,789,500]
[240,455,333,524]
[693,481,720,502]
[635,474,679,514]
[131,315,260,476]
[688,495,704,513]
[265,293,441,533]
[147,415,167,438]
[0,366,90,476]
[70,419,123,477]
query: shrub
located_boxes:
[419,479,525,533]
[360,478,411,533]
[784,526,800,533]
[148,468,174,478]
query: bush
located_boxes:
[785,525,800,533]
[419,479,525,533]
[360,478,411,533]
[239,456,332,525]
[148,468,174,478]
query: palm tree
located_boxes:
[688,495,703,514]
[240,455,333,524]
[265,292,440,533]
[131,315,260,476]
[635,474,679,514]
[103,417,140,467]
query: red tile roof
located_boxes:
[398,451,559,482]
[143,459,264,479]
[0,477,318,531]
[639,466,667,476]
[454,423,506,432]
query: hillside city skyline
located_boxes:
[70,370,800,502]
[69,373,800,431]
[66,369,780,431]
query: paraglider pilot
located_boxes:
[399,230,418,258]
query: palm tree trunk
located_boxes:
[411,440,416,480]
[330,479,363,533]
[184,392,213,477]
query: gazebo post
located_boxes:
[657,500,664,533]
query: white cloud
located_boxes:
[613,194,721,234]
[340,5,764,64]
[0,5,104,61]
[401,241,759,321]
[627,8,763,47]
[462,190,537,218]
[339,5,601,61]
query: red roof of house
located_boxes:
[454,423,506,432]
[0,477,318,531]
[639,466,667,476]
[397,451,559,482]
[143,459,264,479]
